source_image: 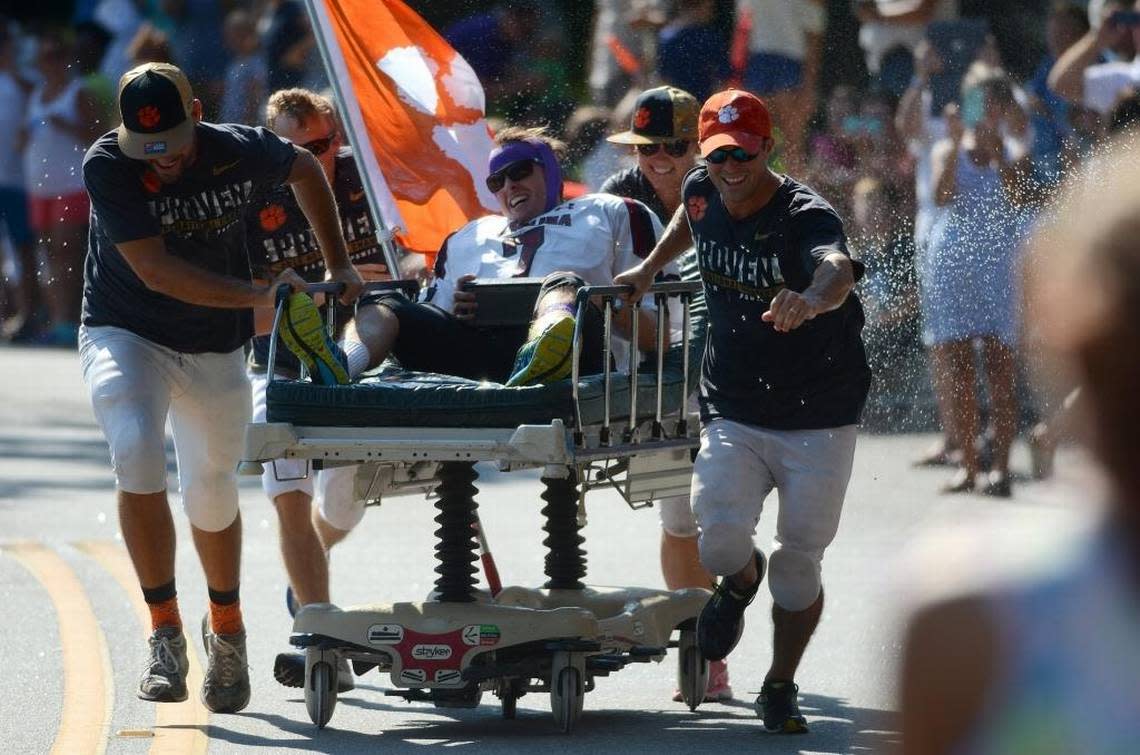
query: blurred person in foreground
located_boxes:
[601,85,734,704]
[900,131,1140,755]
[616,89,870,733]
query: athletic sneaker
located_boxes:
[277,292,350,385]
[757,680,808,733]
[138,626,189,703]
[200,614,251,713]
[505,315,575,386]
[273,651,355,692]
[696,549,765,662]
[671,658,733,703]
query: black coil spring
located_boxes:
[541,470,586,590]
[432,462,479,602]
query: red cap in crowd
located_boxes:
[698,89,772,158]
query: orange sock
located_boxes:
[148,597,182,631]
[209,600,243,636]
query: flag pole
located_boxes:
[303,0,406,281]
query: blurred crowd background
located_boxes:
[3,0,1139,455]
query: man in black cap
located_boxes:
[79,62,362,714]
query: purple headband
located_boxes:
[488,137,563,214]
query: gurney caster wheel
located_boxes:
[677,628,708,712]
[498,678,522,720]
[305,651,338,729]
[550,653,584,733]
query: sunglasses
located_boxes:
[706,146,759,164]
[486,158,540,193]
[300,132,337,157]
[636,140,691,157]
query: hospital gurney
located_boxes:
[240,272,711,732]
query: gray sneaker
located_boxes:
[200,614,251,713]
[138,626,189,702]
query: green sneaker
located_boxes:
[505,315,575,386]
[277,293,350,385]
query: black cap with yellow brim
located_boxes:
[607,86,700,145]
[115,62,196,160]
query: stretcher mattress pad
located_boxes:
[265,355,688,429]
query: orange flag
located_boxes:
[308,0,499,268]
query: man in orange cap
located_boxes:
[616,89,870,733]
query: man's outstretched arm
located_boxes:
[763,252,855,333]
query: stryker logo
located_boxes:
[411,644,452,660]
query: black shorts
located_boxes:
[367,275,606,384]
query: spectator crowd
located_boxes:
[3,0,1140,497]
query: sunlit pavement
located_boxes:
[0,345,1096,754]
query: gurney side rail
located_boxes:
[570,281,700,448]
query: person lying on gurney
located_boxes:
[278,125,678,386]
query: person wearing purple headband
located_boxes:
[271,124,680,532]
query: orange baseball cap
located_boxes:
[698,89,772,158]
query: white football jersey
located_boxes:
[429,193,670,311]
[427,193,681,367]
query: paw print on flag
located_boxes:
[137,106,161,128]
[717,105,739,124]
[323,0,502,267]
[259,204,287,232]
[686,195,708,222]
[141,170,161,194]
[633,107,651,129]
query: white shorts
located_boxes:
[691,418,857,609]
[249,370,365,532]
[79,325,250,532]
[658,394,699,537]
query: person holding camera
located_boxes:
[921,63,1038,497]
[1049,0,1140,115]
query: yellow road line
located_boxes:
[5,542,112,755]
[76,540,210,755]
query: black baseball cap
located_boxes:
[116,62,196,160]
[607,86,700,145]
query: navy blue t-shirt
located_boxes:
[82,122,298,354]
[245,146,385,373]
[683,167,871,430]
[600,167,670,225]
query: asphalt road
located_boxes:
[0,345,1097,754]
